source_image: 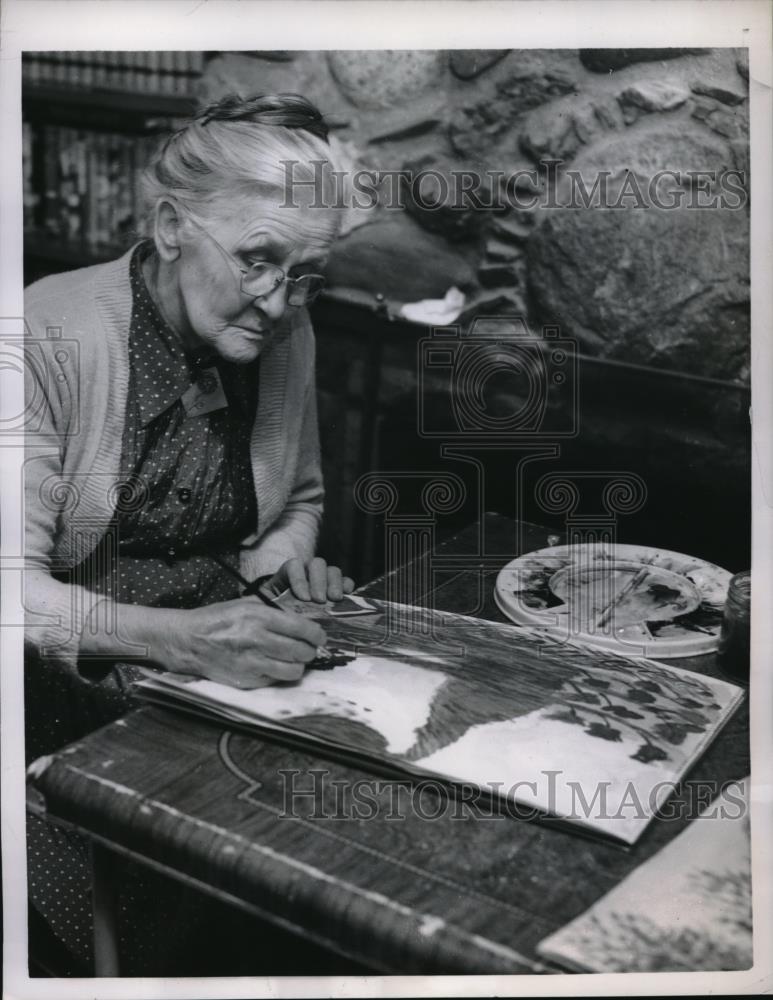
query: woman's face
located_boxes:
[174,192,340,364]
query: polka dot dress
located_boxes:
[111,237,260,612]
[27,240,262,974]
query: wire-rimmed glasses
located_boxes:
[186,215,327,307]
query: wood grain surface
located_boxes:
[29,516,750,974]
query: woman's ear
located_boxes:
[153,199,182,262]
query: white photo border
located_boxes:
[2,2,771,997]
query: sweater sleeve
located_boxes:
[239,321,324,581]
[23,318,108,673]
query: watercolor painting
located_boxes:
[536,782,752,971]
[137,600,744,844]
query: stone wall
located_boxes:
[200,47,749,382]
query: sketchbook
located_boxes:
[135,599,744,845]
[536,780,752,971]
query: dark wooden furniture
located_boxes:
[311,293,751,584]
[27,515,749,976]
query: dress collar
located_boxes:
[129,242,200,427]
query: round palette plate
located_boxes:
[494,543,732,658]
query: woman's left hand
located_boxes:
[264,557,356,603]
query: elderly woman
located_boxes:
[25,93,352,974]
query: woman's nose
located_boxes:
[253,282,288,322]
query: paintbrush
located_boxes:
[594,564,651,630]
[210,554,354,665]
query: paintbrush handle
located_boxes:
[250,584,335,660]
[595,565,651,629]
[210,554,332,660]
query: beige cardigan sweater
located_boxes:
[24,245,323,671]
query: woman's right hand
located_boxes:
[158,597,328,689]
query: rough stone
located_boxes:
[449,51,579,157]
[572,103,601,143]
[484,237,522,261]
[558,123,748,212]
[564,121,735,184]
[728,138,750,179]
[527,126,749,380]
[489,214,532,243]
[241,50,296,62]
[704,107,744,140]
[689,89,748,144]
[557,98,625,150]
[457,287,530,326]
[326,212,477,301]
[367,114,443,145]
[326,115,356,132]
[203,47,750,383]
[690,96,718,122]
[200,51,346,125]
[364,93,447,144]
[328,50,445,110]
[736,51,749,81]
[579,48,709,73]
[401,155,489,242]
[519,93,624,164]
[519,110,585,163]
[327,136,380,238]
[449,49,510,80]
[593,98,624,132]
[691,80,747,106]
[617,81,689,124]
[478,262,518,288]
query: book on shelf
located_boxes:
[26,121,162,251]
[42,124,59,236]
[135,597,745,846]
[57,126,81,240]
[22,121,38,229]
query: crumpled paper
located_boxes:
[399,287,466,325]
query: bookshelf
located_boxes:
[23,84,199,131]
[22,51,204,283]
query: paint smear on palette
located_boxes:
[189,656,448,756]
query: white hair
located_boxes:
[139,94,341,231]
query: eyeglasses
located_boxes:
[185,215,327,307]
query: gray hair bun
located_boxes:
[195,92,330,142]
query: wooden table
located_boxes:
[27,515,750,976]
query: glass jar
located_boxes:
[718,570,751,684]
